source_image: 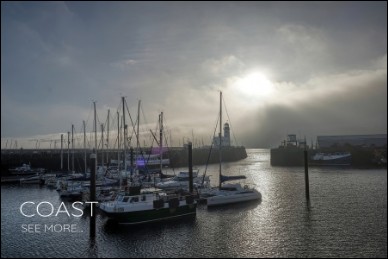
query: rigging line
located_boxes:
[109,108,120,144]
[138,127,157,175]
[139,114,159,161]
[202,113,220,186]
[222,94,239,146]
[140,103,149,131]
[139,113,163,175]
[84,102,94,134]
[72,126,80,149]
[161,118,176,176]
[96,109,102,127]
[129,113,159,176]
[107,98,122,148]
[124,99,143,152]
[139,102,151,147]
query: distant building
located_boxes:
[317,134,387,149]
[213,122,231,147]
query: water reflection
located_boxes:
[1,149,386,258]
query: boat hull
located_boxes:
[100,203,197,225]
[310,153,351,166]
[206,191,261,207]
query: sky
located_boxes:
[1,1,387,149]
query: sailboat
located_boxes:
[203,91,261,207]
[155,168,211,190]
[98,120,197,225]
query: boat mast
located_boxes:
[219,91,222,188]
[101,123,104,169]
[67,131,70,171]
[122,97,127,177]
[117,111,120,170]
[93,101,98,179]
[83,120,86,174]
[159,112,163,174]
[71,124,74,172]
[135,100,141,177]
[137,100,141,152]
[106,109,110,166]
[60,134,63,170]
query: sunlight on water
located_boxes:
[1,149,387,258]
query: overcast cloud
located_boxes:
[1,1,387,148]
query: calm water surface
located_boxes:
[1,149,387,258]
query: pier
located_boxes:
[1,146,247,172]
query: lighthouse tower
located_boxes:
[223,122,231,146]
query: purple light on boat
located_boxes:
[136,159,146,167]
[151,147,168,155]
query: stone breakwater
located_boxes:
[270,146,387,168]
[1,146,247,173]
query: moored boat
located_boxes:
[19,174,45,184]
[202,92,261,207]
[8,163,45,176]
[310,152,351,166]
[203,183,261,206]
[99,188,197,225]
[155,169,210,190]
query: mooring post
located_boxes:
[304,149,310,201]
[90,151,96,238]
[188,142,193,194]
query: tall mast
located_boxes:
[117,111,120,170]
[101,123,104,168]
[159,112,163,174]
[106,109,110,166]
[83,120,86,174]
[67,131,70,171]
[219,91,222,188]
[60,134,63,170]
[71,124,74,172]
[137,100,141,151]
[93,101,98,173]
[122,97,126,174]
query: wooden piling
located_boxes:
[188,142,193,194]
[304,149,310,201]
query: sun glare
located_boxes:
[235,72,275,98]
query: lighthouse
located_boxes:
[223,122,231,146]
[212,122,231,147]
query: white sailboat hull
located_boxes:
[206,189,261,206]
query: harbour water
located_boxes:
[1,149,387,258]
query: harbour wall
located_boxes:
[270,146,387,168]
[1,146,247,173]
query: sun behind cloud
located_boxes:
[234,71,275,100]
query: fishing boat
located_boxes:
[202,92,261,207]
[99,188,197,225]
[310,152,351,166]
